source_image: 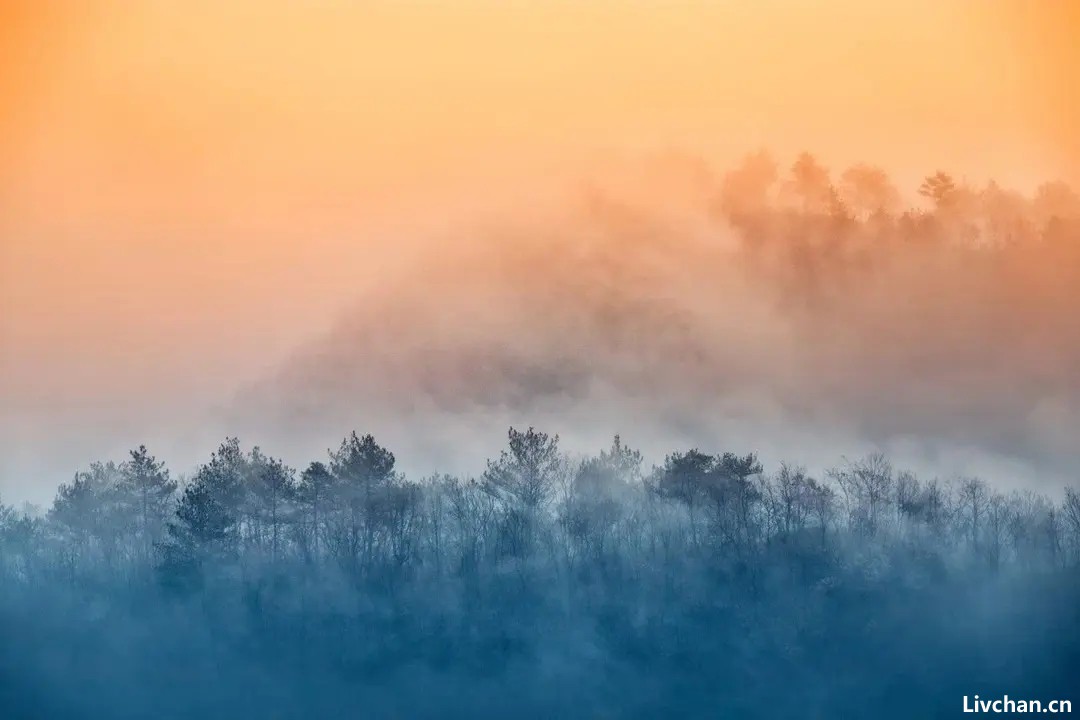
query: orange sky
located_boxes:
[0,0,1077,499]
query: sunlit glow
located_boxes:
[0,0,1077,500]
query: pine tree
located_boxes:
[119,445,176,562]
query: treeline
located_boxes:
[699,150,1080,319]
[711,150,1079,244]
[2,429,1079,717]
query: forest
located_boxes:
[3,153,1080,718]
[2,429,1079,718]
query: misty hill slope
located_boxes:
[233,170,1080,483]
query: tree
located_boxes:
[155,439,247,591]
[0,501,38,585]
[297,461,335,563]
[839,164,900,218]
[483,427,563,511]
[805,476,836,545]
[573,435,642,499]
[655,449,712,506]
[831,454,894,536]
[382,480,423,575]
[565,436,642,560]
[245,449,295,564]
[1062,487,1080,566]
[50,467,110,542]
[787,152,832,213]
[957,476,990,553]
[918,171,957,211]
[985,492,1010,570]
[196,438,248,535]
[717,149,778,222]
[0,496,14,579]
[329,432,399,575]
[49,462,123,578]
[158,477,235,594]
[0,495,10,542]
[654,449,714,544]
[483,427,564,561]
[765,464,811,537]
[118,445,176,563]
[708,453,763,553]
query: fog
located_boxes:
[216,154,1075,495]
[3,0,1080,503]
[4,152,1080,504]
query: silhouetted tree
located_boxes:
[118,445,176,563]
[158,476,234,594]
[831,453,893,537]
[918,171,957,210]
[245,449,295,564]
[195,438,248,542]
[564,436,642,561]
[707,452,763,554]
[1064,487,1080,565]
[483,427,562,511]
[49,462,123,579]
[328,432,399,577]
[297,461,335,563]
[655,449,716,546]
[957,476,990,553]
[483,426,564,560]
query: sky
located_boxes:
[1,0,1078,503]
